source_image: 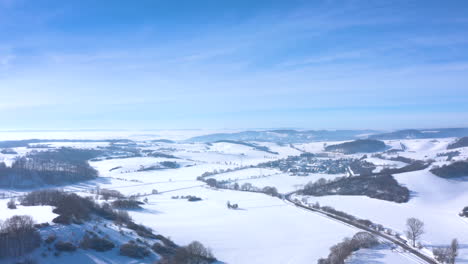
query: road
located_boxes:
[284,191,438,264]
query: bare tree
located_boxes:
[405,217,424,247]
[449,238,458,264]
[433,239,458,264]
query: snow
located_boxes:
[2,135,468,263]
[130,186,358,264]
[0,202,58,224]
[346,244,418,264]
[299,169,468,262]
[207,168,344,193]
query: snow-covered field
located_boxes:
[131,186,359,264]
[1,132,468,264]
[297,169,468,262]
[206,168,345,193]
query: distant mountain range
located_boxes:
[186,130,378,143]
[368,128,468,140]
[186,128,468,143]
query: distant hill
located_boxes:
[325,139,387,154]
[0,139,133,148]
[213,140,279,154]
[186,130,378,143]
[151,139,175,143]
[447,137,468,149]
[369,128,468,140]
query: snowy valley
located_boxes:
[1,129,468,264]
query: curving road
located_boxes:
[284,191,438,264]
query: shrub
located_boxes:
[52,214,72,225]
[152,242,175,256]
[120,241,150,259]
[54,241,77,252]
[155,235,177,248]
[7,198,17,209]
[111,199,143,209]
[126,222,156,239]
[100,189,125,200]
[161,241,216,264]
[205,178,218,188]
[262,186,279,197]
[45,235,57,244]
[80,234,115,252]
[187,196,202,202]
[461,206,468,217]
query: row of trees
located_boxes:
[205,178,280,197]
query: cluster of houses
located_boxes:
[259,154,363,175]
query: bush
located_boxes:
[155,235,177,248]
[7,198,16,209]
[80,234,115,252]
[45,235,57,244]
[111,199,143,209]
[152,242,175,256]
[126,222,156,239]
[161,241,216,264]
[262,186,279,197]
[52,214,72,225]
[120,241,150,259]
[187,196,202,202]
[205,178,218,188]
[461,206,468,217]
[54,241,77,252]
[100,189,125,200]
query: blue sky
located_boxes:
[1,0,468,130]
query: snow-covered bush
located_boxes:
[80,233,115,252]
[119,241,150,259]
[54,241,77,252]
[111,199,143,209]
